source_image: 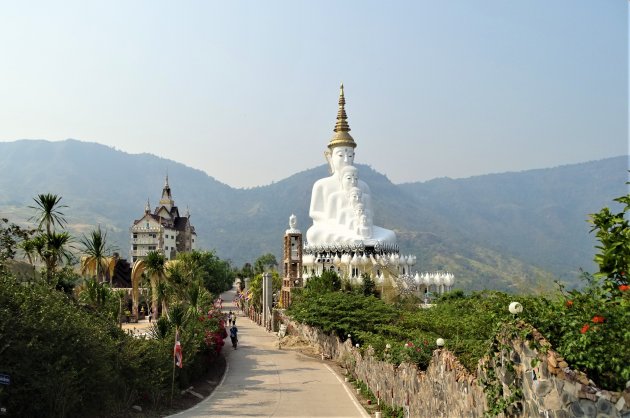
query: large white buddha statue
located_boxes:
[306,85,396,245]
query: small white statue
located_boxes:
[286,213,300,234]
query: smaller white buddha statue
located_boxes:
[357,213,371,238]
[286,213,300,234]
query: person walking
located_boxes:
[229,324,238,349]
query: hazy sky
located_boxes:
[0,1,627,188]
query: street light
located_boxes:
[436,338,445,348]
[508,301,523,315]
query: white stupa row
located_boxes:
[302,252,417,268]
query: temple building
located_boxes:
[130,176,197,262]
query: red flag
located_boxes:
[174,337,183,368]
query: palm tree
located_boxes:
[26,193,73,285]
[80,226,116,285]
[156,280,170,318]
[165,261,185,300]
[168,302,187,405]
[145,251,166,320]
[29,194,67,235]
[186,284,210,315]
[29,231,73,285]
[78,277,110,310]
[19,239,36,266]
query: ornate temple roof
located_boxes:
[328,84,357,149]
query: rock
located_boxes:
[554,379,565,394]
[571,401,585,417]
[563,391,578,406]
[596,397,614,415]
[536,380,553,397]
[558,361,569,369]
[522,341,537,357]
[132,405,142,412]
[577,374,591,386]
[579,398,597,417]
[616,396,626,411]
[554,411,569,418]
[548,353,558,368]
[510,350,521,364]
[564,381,578,397]
[548,365,561,375]
[543,391,562,410]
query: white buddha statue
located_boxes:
[286,213,300,234]
[306,85,396,245]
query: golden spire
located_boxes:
[328,83,357,149]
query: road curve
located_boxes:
[170,286,369,418]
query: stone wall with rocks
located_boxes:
[278,312,630,417]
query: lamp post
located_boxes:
[508,301,523,320]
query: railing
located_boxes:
[131,238,160,244]
[130,226,162,233]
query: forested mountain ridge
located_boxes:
[0,139,626,291]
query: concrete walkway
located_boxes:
[171,287,370,418]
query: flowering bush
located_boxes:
[194,308,226,358]
[531,186,630,390]
[537,272,630,390]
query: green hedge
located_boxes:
[0,272,226,417]
[288,286,629,391]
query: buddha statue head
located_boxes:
[340,165,359,191]
[348,187,363,205]
[324,84,357,175]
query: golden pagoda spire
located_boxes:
[328,83,357,149]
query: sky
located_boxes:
[0,1,627,188]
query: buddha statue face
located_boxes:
[328,146,355,174]
[348,187,362,204]
[340,166,358,191]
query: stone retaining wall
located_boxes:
[278,312,630,417]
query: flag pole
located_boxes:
[171,328,178,406]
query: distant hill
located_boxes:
[0,139,626,291]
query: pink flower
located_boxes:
[592,316,605,324]
[566,300,574,308]
[619,284,629,292]
[580,324,590,334]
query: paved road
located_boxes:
[171,286,370,418]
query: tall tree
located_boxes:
[145,251,166,320]
[254,253,278,275]
[30,231,73,285]
[26,194,73,285]
[0,218,32,266]
[589,180,630,291]
[28,193,67,235]
[80,226,116,285]
[177,250,234,296]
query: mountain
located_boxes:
[0,139,627,292]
